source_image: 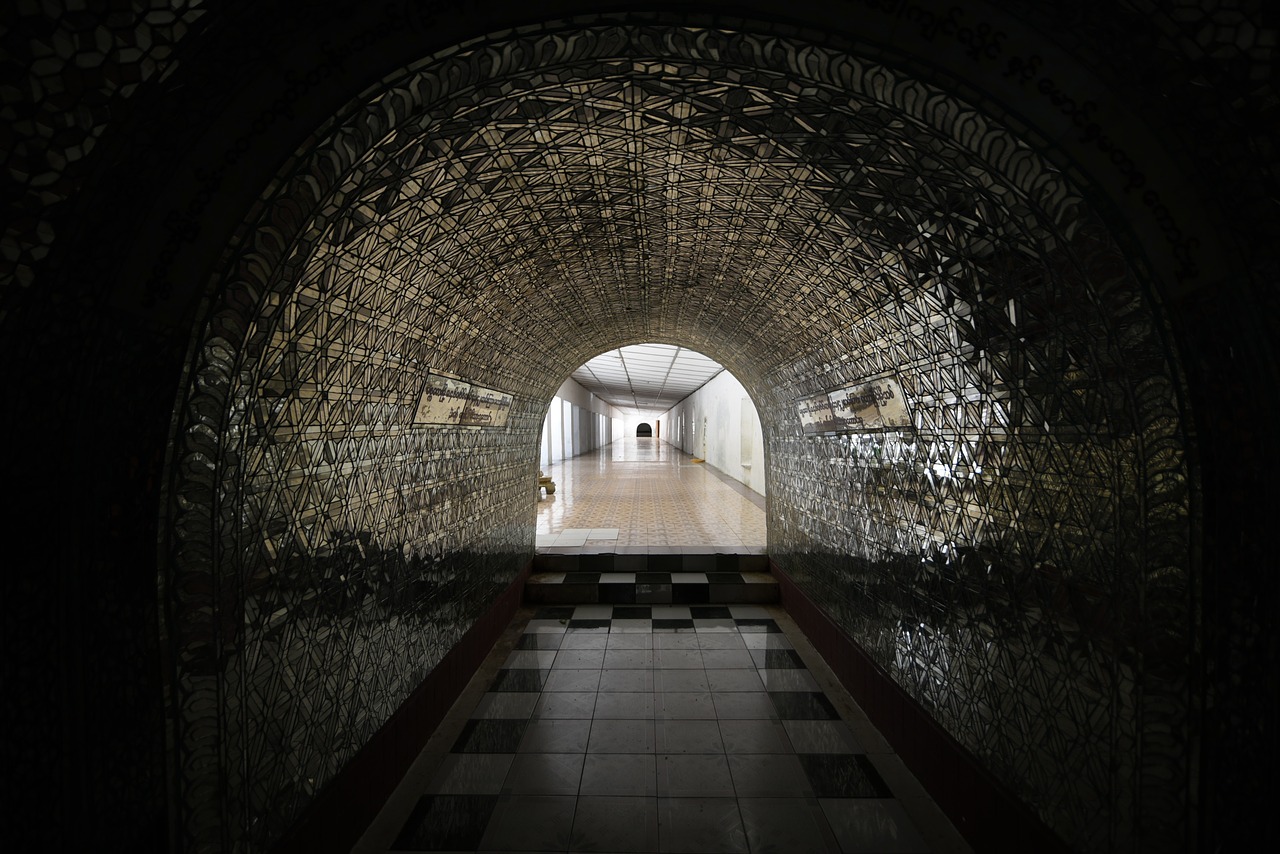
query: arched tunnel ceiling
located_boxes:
[254,25,1083,412]
[172,20,1191,853]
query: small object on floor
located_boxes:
[691,457,705,463]
[538,470,556,494]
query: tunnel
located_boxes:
[2,2,1277,853]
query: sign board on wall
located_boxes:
[798,376,910,435]
[414,374,513,427]
[797,392,838,434]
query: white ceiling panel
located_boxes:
[570,343,725,414]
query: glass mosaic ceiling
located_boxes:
[165,20,1191,854]
[572,343,724,414]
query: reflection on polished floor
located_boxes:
[536,438,766,552]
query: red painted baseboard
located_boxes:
[271,562,531,854]
[770,561,1072,854]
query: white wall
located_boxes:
[541,377,624,466]
[660,370,765,495]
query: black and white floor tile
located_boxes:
[524,567,779,606]
[387,605,932,853]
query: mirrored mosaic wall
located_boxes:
[759,215,1189,852]
[4,2,1276,853]
[162,23,1199,854]
[171,331,540,850]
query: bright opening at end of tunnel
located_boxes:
[536,343,766,553]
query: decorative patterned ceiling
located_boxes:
[571,343,724,413]
[260,35,1081,406]
[168,20,1192,854]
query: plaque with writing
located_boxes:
[830,377,910,430]
[460,386,513,427]
[869,377,910,428]
[800,376,911,434]
[415,375,472,424]
[797,392,837,435]
[414,374,513,427]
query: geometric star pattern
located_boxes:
[161,22,1193,854]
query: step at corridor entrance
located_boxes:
[354,443,967,852]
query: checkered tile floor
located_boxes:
[525,567,777,606]
[376,605,940,853]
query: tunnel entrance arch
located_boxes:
[538,341,770,506]
[160,15,1197,854]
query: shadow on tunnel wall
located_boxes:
[1,2,1276,853]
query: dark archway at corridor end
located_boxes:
[154,13,1216,854]
[636,423,653,437]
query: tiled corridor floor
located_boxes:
[356,605,969,853]
[536,439,766,552]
